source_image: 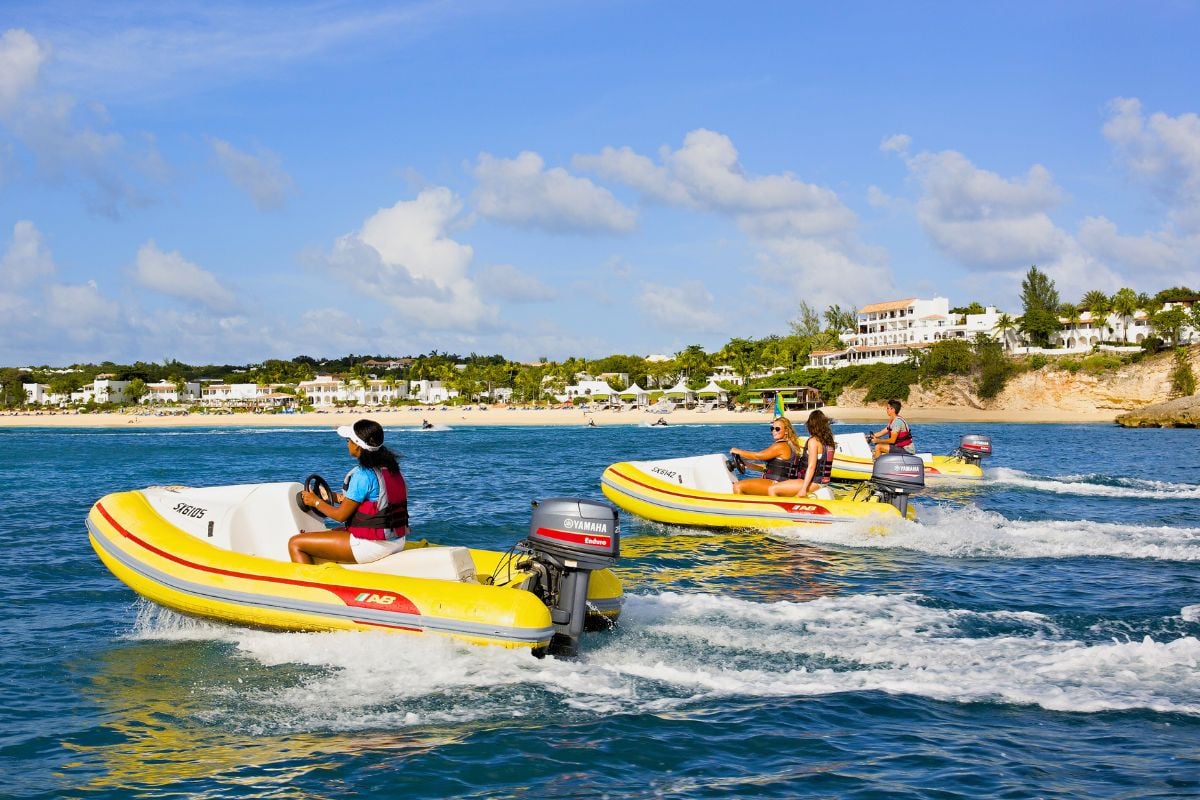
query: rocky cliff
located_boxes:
[835,345,1200,422]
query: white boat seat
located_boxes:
[342,545,478,583]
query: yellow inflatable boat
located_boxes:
[87,483,623,656]
[810,432,992,482]
[601,452,925,530]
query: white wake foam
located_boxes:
[769,504,1200,560]
[988,467,1200,500]
[128,593,1200,730]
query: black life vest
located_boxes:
[762,441,803,481]
[798,441,836,484]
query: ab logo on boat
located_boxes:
[354,592,397,606]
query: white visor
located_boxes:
[336,425,381,451]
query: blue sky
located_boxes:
[1,1,1198,366]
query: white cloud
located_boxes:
[476,263,558,302]
[0,220,55,287]
[575,129,890,310]
[636,281,724,333]
[210,137,295,210]
[0,28,158,218]
[867,185,895,209]
[880,134,911,154]
[572,145,692,205]
[43,280,120,339]
[0,29,46,113]
[903,149,1068,269]
[1103,97,1200,234]
[471,151,637,234]
[322,187,498,330]
[132,241,238,311]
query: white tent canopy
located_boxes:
[696,380,729,398]
[663,379,694,398]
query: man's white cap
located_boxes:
[336,424,381,451]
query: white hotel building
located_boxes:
[809,297,1005,368]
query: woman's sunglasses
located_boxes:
[770,425,783,432]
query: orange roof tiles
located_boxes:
[858,298,917,314]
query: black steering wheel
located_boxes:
[726,453,747,475]
[298,473,334,514]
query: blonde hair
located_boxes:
[773,416,802,451]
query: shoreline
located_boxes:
[0,404,1120,429]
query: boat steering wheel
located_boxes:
[299,473,335,514]
[726,453,747,475]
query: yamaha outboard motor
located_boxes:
[954,433,993,466]
[869,453,926,517]
[518,497,620,658]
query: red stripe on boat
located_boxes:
[94,501,421,616]
[607,467,831,514]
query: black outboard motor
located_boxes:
[953,433,993,466]
[518,497,620,658]
[869,453,926,517]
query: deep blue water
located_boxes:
[1,420,1199,799]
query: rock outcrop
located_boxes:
[1114,395,1200,428]
[834,345,1199,423]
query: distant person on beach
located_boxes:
[871,399,915,458]
[729,416,803,495]
[290,418,408,564]
[769,410,837,498]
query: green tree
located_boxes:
[993,313,1018,350]
[823,304,857,333]
[1018,265,1061,348]
[721,338,763,387]
[125,378,149,405]
[1110,287,1139,344]
[1081,289,1112,338]
[675,344,711,385]
[1149,307,1188,347]
[789,301,823,339]
[0,368,27,408]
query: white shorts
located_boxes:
[349,535,407,564]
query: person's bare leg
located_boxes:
[288,530,355,564]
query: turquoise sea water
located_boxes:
[2,420,1199,799]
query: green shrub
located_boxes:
[1029,354,1048,370]
[919,340,974,380]
[1171,348,1196,397]
[860,364,916,402]
[1059,358,1081,373]
[1080,354,1122,375]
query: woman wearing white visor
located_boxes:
[289,418,410,564]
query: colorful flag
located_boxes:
[773,392,785,418]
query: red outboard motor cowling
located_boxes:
[519,498,620,657]
[956,434,993,465]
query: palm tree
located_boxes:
[1111,287,1139,343]
[993,313,1018,351]
[1059,302,1081,349]
[1080,290,1111,339]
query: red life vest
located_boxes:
[343,467,410,541]
[888,417,914,450]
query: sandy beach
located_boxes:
[0,403,1121,429]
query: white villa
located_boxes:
[809,297,1006,368]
